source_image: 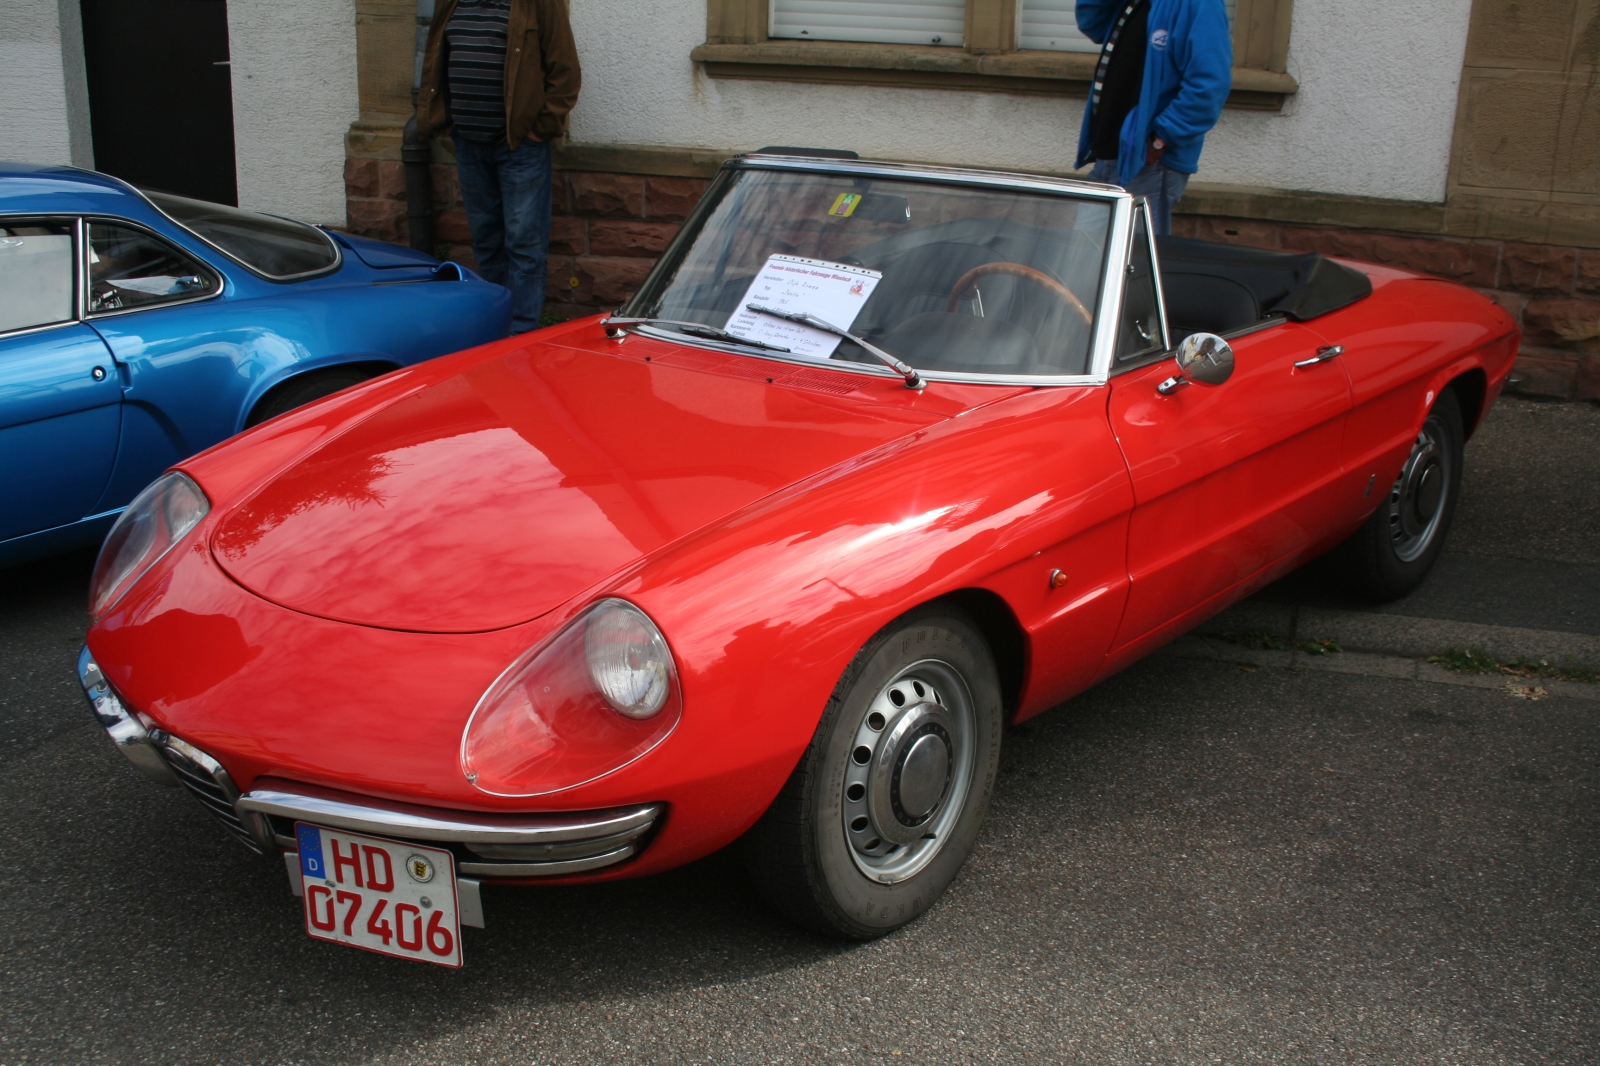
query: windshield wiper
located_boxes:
[600,315,792,354]
[744,304,925,390]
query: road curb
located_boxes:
[1161,635,1600,702]
[1197,602,1600,671]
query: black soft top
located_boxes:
[1157,237,1373,324]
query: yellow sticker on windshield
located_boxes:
[827,193,862,217]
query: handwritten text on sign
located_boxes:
[724,255,882,358]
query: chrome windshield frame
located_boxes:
[626,155,1137,388]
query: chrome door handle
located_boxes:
[1294,344,1344,369]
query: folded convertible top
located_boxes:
[1156,237,1373,323]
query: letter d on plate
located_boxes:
[297,823,325,878]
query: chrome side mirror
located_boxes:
[1157,333,1235,395]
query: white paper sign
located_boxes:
[724,255,883,358]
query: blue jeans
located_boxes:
[1087,158,1190,236]
[453,132,552,333]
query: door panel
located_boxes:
[85,222,239,513]
[0,325,124,540]
[88,302,249,513]
[1105,322,1353,660]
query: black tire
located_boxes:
[1328,389,1464,601]
[741,606,1002,939]
[244,366,378,428]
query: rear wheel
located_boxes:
[244,366,379,428]
[1329,390,1464,601]
[741,607,1002,939]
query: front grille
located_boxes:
[156,735,263,854]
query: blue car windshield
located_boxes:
[143,191,339,280]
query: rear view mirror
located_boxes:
[853,193,911,223]
[1158,333,1234,395]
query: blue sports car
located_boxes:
[0,162,510,568]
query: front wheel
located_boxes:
[741,607,1002,938]
[1329,389,1464,601]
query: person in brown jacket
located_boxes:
[416,0,580,332]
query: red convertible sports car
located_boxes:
[80,152,1517,963]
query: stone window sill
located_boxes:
[690,41,1297,111]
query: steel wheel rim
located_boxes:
[1387,418,1452,563]
[841,658,976,884]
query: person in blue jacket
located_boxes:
[1075,0,1232,235]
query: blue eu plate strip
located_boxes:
[296,823,325,879]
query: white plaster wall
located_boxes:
[566,0,1474,203]
[227,0,359,224]
[1,0,93,168]
[1200,0,1475,201]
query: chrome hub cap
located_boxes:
[842,660,975,883]
[895,732,951,821]
[1387,421,1452,563]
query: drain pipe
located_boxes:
[402,0,435,253]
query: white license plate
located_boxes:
[294,823,462,968]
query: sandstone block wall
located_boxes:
[344,156,707,322]
[344,157,1596,401]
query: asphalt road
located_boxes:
[1,398,1596,1065]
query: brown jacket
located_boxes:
[416,0,581,147]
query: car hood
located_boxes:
[210,333,991,632]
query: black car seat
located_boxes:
[1160,272,1262,338]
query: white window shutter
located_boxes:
[1019,0,1097,52]
[770,0,966,47]
[1019,0,1235,53]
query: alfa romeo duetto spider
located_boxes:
[81,152,1518,963]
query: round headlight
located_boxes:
[89,471,210,618]
[584,600,671,718]
[460,598,682,797]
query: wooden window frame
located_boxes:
[694,0,1297,110]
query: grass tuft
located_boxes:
[1428,648,1599,684]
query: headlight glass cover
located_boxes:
[89,472,210,618]
[461,599,682,796]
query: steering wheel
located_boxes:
[946,262,1093,327]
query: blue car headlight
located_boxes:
[89,472,210,618]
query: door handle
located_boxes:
[1294,344,1344,369]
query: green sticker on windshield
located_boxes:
[827,193,862,218]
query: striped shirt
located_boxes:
[446,0,511,143]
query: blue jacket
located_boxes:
[1074,0,1233,186]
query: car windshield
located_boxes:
[143,190,339,280]
[626,166,1114,378]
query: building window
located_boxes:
[1019,0,1096,53]
[695,0,1296,110]
[1019,0,1238,54]
[771,0,967,47]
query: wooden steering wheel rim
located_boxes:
[945,262,1093,326]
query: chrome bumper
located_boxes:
[78,645,182,788]
[80,647,663,880]
[237,789,662,877]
